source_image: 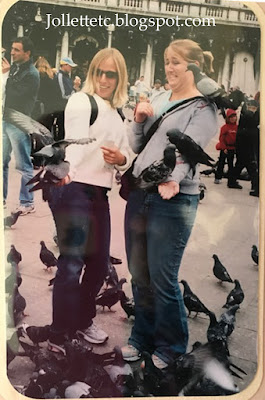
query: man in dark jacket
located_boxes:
[53,57,77,140]
[2,36,40,214]
[228,100,259,196]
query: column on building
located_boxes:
[218,50,231,92]
[144,36,154,88]
[61,30,69,59]
[17,24,24,37]
[139,55,146,78]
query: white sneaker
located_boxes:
[16,204,35,215]
[214,179,221,184]
[76,322,108,344]
[121,344,141,361]
[152,354,168,369]
[141,354,168,369]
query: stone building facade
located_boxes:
[2,0,260,95]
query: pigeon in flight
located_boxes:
[212,254,233,283]
[136,144,176,190]
[222,280,244,308]
[167,129,215,177]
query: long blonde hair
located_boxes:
[82,48,128,108]
[35,56,54,79]
[164,39,214,74]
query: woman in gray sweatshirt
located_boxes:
[121,39,218,368]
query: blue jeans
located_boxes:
[2,121,34,206]
[125,189,199,363]
[48,182,110,341]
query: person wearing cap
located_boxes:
[214,109,238,184]
[53,56,77,140]
[150,79,164,100]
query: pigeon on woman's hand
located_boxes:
[136,144,176,190]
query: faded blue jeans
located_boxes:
[2,121,34,206]
[48,182,110,342]
[125,189,199,363]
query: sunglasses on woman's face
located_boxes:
[96,68,118,79]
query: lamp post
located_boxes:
[106,24,115,48]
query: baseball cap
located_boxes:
[60,57,77,67]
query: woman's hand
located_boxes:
[2,57,10,74]
[101,145,126,166]
[158,181,179,200]
[134,101,154,123]
[55,174,71,187]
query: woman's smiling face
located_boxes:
[164,47,194,93]
[95,57,118,101]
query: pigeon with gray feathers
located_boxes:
[187,64,224,98]
[222,280,244,308]
[167,129,215,177]
[136,144,176,190]
[4,210,22,229]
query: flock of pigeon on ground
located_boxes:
[5,235,259,398]
[4,65,259,397]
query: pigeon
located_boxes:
[199,182,207,201]
[212,254,233,283]
[27,136,95,192]
[4,210,22,228]
[96,278,127,311]
[120,291,135,319]
[222,280,244,308]
[175,341,243,396]
[180,280,211,317]
[219,304,240,337]
[7,244,22,265]
[167,129,215,177]
[22,323,51,346]
[206,311,228,353]
[135,144,177,190]
[3,107,54,149]
[8,283,27,326]
[104,260,119,288]
[5,262,22,295]
[141,351,165,395]
[187,63,224,98]
[200,167,216,176]
[7,327,26,367]
[104,346,134,394]
[39,240,58,271]
[251,245,259,265]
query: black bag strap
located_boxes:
[86,94,98,126]
[86,93,125,125]
[138,96,203,153]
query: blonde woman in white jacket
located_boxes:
[47,48,132,354]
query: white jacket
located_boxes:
[65,92,132,188]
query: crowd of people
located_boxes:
[2,35,259,369]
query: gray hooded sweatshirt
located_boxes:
[129,91,218,195]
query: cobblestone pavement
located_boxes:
[2,109,261,395]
